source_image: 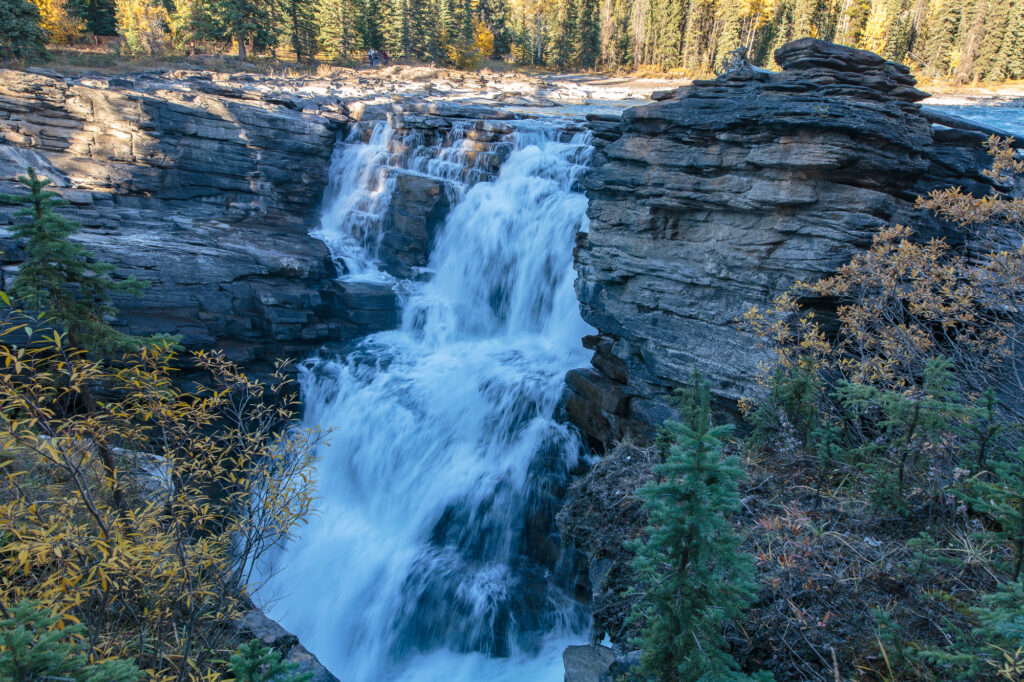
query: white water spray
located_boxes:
[263,119,595,681]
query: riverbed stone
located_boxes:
[563,644,615,682]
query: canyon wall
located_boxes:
[0,69,522,378]
[0,69,375,379]
[567,38,1001,449]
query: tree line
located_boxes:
[1,0,1021,80]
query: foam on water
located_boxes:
[262,119,595,681]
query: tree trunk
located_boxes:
[536,14,543,63]
[237,32,247,60]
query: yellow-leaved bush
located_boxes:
[744,136,1024,413]
[0,311,325,680]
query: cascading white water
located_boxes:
[262,118,595,681]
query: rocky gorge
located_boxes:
[566,37,1014,451]
[0,38,1021,681]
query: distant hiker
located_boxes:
[368,48,376,66]
[380,49,390,66]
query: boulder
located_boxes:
[563,644,615,682]
[236,609,339,682]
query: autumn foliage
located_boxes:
[741,138,1024,678]
[0,314,323,680]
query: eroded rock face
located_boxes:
[569,38,998,448]
[0,69,398,379]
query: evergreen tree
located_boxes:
[550,0,578,66]
[282,0,316,59]
[69,0,117,34]
[627,373,769,681]
[359,0,385,49]
[170,0,216,53]
[478,0,511,54]
[952,0,989,82]
[0,0,47,61]
[316,0,362,57]
[573,0,599,65]
[213,0,270,59]
[230,639,312,682]
[961,447,1024,580]
[989,0,1024,78]
[0,600,142,682]
[918,0,963,77]
[0,168,155,355]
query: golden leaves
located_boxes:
[0,323,325,679]
[744,137,1024,399]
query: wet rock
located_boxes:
[572,38,999,447]
[563,644,615,682]
[236,609,339,682]
[378,171,452,278]
[557,442,657,643]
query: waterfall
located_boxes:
[262,118,595,681]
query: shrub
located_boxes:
[230,639,311,682]
[743,136,1024,513]
[0,320,324,678]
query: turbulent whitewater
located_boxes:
[262,119,595,680]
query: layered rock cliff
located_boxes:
[567,38,1001,449]
[0,69,529,377]
[0,69,380,379]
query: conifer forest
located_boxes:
[6,0,1022,80]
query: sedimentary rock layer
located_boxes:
[0,69,391,378]
[569,38,999,448]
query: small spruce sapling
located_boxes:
[230,639,313,682]
[628,372,771,682]
[0,599,142,682]
[0,167,171,355]
[961,447,1024,580]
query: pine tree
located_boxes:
[282,0,316,59]
[627,373,768,682]
[213,0,270,59]
[359,0,385,49]
[230,640,312,682]
[918,0,963,77]
[69,0,117,34]
[170,0,216,53]
[989,0,1024,78]
[961,447,1024,580]
[0,0,47,61]
[0,600,142,682]
[975,0,1022,79]
[550,0,578,66]
[478,0,511,54]
[0,168,156,355]
[316,0,362,57]
[575,0,599,65]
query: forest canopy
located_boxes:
[1,0,1020,81]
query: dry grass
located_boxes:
[737,434,1006,681]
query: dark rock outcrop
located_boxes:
[0,69,398,379]
[557,442,657,643]
[569,38,1000,448]
[236,609,339,682]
